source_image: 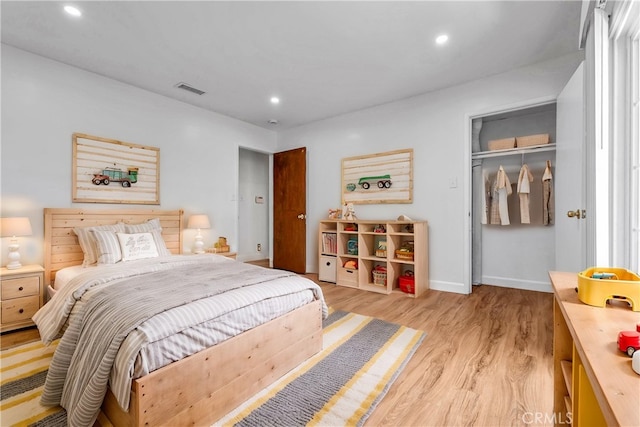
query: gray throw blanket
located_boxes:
[41,261,294,427]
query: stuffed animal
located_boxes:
[343,260,358,269]
[344,203,357,220]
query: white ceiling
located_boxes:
[1,1,583,130]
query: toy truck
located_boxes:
[358,175,392,189]
[618,323,640,357]
[92,167,139,187]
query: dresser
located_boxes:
[550,271,640,426]
[1,264,44,332]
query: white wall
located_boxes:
[0,45,277,265]
[278,52,584,293]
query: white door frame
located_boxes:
[463,96,558,294]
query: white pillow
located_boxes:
[124,218,172,256]
[117,232,159,261]
[74,223,126,266]
[91,229,122,265]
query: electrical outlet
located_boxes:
[257,243,262,251]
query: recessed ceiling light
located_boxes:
[435,34,449,45]
[270,97,280,105]
[64,5,82,17]
[268,119,279,125]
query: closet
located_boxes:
[471,103,556,292]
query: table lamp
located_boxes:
[1,217,33,269]
[187,214,210,254]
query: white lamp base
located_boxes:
[193,230,205,254]
[6,241,22,270]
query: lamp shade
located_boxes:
[0,217,33,238]
[187,214,211,230]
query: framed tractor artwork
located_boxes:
[341,148,413,204]
[72,133,160,204]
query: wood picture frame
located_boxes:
[72,133,160,204]
[342,148,413,204]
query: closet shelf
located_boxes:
[472,143,556,160]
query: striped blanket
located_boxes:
[32,255,327,427]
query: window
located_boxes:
[607,0,640,271]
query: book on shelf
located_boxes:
[322,232,337,254]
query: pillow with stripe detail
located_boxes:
[91,229,123,264]
[124,218,172,256]
[74,223,126,267]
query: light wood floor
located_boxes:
[2,275,554,427]
[315,277,554,427]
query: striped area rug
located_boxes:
[214,310,426,427]
[0,339,113,427]
[0,338,65,427]
[0,311,425,427]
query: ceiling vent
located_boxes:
[174,82,206,96]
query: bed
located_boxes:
[36,208,325,426]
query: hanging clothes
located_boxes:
[517,164,534,224]
[489,173,500,225]
[496,165,512,225]
[542,161,554,225]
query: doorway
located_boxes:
[238,148,270,263]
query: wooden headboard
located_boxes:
[43,208,184,285]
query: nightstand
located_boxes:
[1,264,44,332]
[214,252,237,260]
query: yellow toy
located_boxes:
[577,267,640,311]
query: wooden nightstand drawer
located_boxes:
[1,264,45,332]
[1,295,39,323]
[1,276,40,299]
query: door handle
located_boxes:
[297,213,306,220]
[567,209,586,219]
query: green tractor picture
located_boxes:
[358,174,392,190]
[92,167,139,188]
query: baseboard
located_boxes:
[429,280,470,294]
[481,275,552,293]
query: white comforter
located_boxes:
[33,255,327,427]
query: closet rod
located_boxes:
[471,143,556,160]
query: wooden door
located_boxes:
[273,147,307,273]
[555,62,588,272]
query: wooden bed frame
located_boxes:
[43,208,323,426]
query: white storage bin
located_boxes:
[319,256,337,283]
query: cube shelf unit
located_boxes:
[318,219,428,297]
[550,271,640,427]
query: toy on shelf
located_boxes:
[399,270,415,294]
[343,203,357,221]
[372,265,387,286]
[344,223,358,232]
[395,241,414,261]
[347,237,358,255]
[373,224,386,233]
[328,208,340,219]
[577,267,640,311]
[210,236,230,253]
[618,323,640,357]
[343,260,358,269]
